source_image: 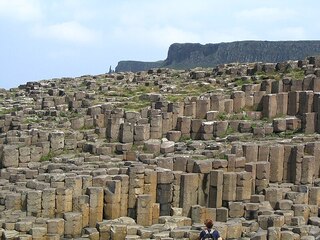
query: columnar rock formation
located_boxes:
[0,56,320,239]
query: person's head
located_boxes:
[205,219,213,229]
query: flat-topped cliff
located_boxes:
[115,40,320,72]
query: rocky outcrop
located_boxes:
[115,40,320,72]
[115,60,163,72]
[2,56,320,239]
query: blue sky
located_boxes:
[0,0,319,89]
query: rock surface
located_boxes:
[0,56,320,239]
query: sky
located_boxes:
[0,0,320,89]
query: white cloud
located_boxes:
[200,28,260,44]
[32,21,99,45]
[269,27,306,40]
[237,7,297,22]
[116,0,212,30]
[114,25,200,49]
[157,27,200,45]
[0,0,42,21]
[145,26,200,47]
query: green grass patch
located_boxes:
[180,135,192,142]
[217,112,228,121]
[174,82,216,97]
[131,144,144,151]
[80,125,95,131]
[23,116,41,124]
[192,155,207,160]
[0,107,18,116]
[218,153,228,160]
[59,111,68,118]
[166,94,186,103]
[225,126,235,135]
[40,151,55,162]
[286,68,305,80]
[235,78,253,86]
[118,99,151,111]
[66,111,83,118]
[120,85,160,97]
[255,70,282,80]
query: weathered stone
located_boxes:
[176,116,191,138]
[49,131,65,151]
[42,188,56,218]
[119,122,134,143]
[64,212,82,238]
[265,188,283,209]
[166,131,181,142]
[196,98,210,119]
[262,94,277,119]
[27,190,42,217]
[56,188,73,217]
[269,145,284,183]
[301,156,315,184]
[180,173,198,216]
[222,172,237,201]
[134,124,150,142]
[87,187,104,227]
[47,218,64,236]
[232,91,245,113]
[243,143,258,163]
[1,145,19,168]
[144,139,161,154]
[210,94,225,112]
[137,194,153,226]
[229,202,244,218]
[104,180,121,219]
[160,140,175,154]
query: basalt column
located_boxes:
[180,173,199,216]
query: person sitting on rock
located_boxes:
[199,219,221,240]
